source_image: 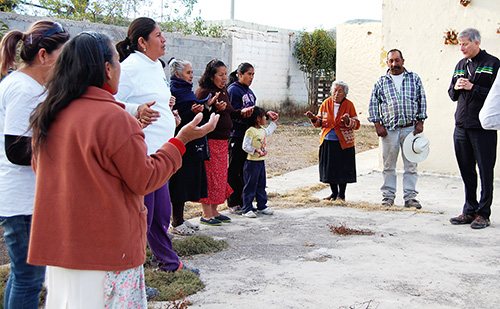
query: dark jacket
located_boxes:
[170,75,210,162]
[228,81,257,138]
[448,50,500,128]
[195,86,243,140]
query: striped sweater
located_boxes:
[448,49,500,128]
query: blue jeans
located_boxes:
[242,160,267,213]
[381,126,418,201]
[0,215,45,309]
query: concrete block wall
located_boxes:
[163,33,231,88]
[0,13,308,109]
[219,20,308,110]
[0,12,231,88]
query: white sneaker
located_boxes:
[257,207,274,215]
[243,211,257,218]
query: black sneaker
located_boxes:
[404,199,422,209]
[381,198,394,207]
[449,213,475,225]
[470,215,490,229]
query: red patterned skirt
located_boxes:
[199,139,233,205]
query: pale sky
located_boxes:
[191,0,383,31]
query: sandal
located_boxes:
[183,220,200,231]
[170,222,195,236]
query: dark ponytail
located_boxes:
[116,17,157,62]
[227,70,238,87]
[226,62,254,88]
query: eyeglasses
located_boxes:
[30,22,65,45]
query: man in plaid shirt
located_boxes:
[368,49,427,209]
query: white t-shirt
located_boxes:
[391,73,404,93]
[0,71,45,216]
[115,52,175,155]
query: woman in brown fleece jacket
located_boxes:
[27,32,218,308]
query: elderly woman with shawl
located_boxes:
[168,58,219,235]
[305,81,360,201]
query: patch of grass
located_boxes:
[144,268,204,302]
[172,235,228,257]
[145,235,227,303]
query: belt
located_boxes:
[400,122,415,128]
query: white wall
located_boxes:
[336,22,382,124]
[381,0,500,176]
[220,20,308,109]
[337,1,500,176]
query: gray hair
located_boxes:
[331,80,349,95]
[458,28,481,44]
[169,58,192,77]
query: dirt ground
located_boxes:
[265,122,378,178]
[0,122,379,280]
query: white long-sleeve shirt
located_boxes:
[115,52,175,155]
[480,74,500,130]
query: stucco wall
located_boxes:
[381,0,500,176]
[336,22,382,124]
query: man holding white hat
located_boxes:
[448,28,500,229]
[369,49,427,209]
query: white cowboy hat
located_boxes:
[403,132,430,163]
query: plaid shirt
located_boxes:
[368,69,427,130]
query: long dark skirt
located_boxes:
[319,140,356,184]
[169,160,208,204]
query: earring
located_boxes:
[143,48,146,52]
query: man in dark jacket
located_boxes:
[448,28,500,229]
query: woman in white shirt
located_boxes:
[0,20,69,309]
[115,17,198,276]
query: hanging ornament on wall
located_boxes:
[460,0,471,7]
[444,29,459,45]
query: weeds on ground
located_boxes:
[144,268,204,302]
[145,235,227,302]
[172,235,228,257]
[328,223,375,236]
[148,290,191,308]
